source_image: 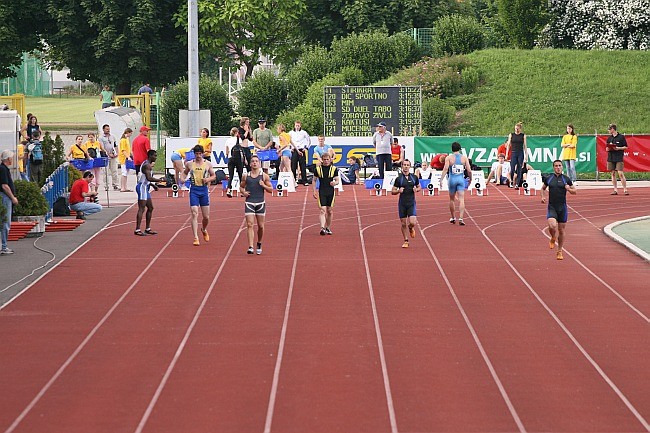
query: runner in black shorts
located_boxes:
[312,153,339,235]
[541,160,576,260]
[240,155,273,254]
[391,159,421,248]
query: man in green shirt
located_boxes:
[100,85,114,109]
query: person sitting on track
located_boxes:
[440,142,472,226]
[392,159,421,248]
[181,145,216,246]
[415,159,433,180]
[339,156,360,185]
[541,159,576,260]
[486,153,511,186]
[312,153,339,236]
[134,150,166,236]
[240,155,274,255]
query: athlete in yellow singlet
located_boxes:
[181,145,216,246]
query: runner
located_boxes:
[391,159,421,248]
[181,145,216,246]
[312,153,339,236]
[440,142,472,226]
[541,159,576,260]
[134,150,166,236]
[240,155,273,255]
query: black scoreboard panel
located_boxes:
[323,86,421,137]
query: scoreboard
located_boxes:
[323,86,421,137]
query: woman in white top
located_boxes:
[415,161,433,179]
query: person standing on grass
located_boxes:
[541,160,576,260]
[391,159,421,249]
[1,150,18,255]
[181,145,216,246]
[560,124,578,184]
[606,124,629,196]
[312,153,339,236]
[440,142,472,226]
[100,85,114,109]
[240,155,273,255]
[134,150,166,236]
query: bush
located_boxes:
[284,46,333,109]
[460,66,481,94]
[303,68,365,110]
[431,14,486,56]
[160,75,235,136]
[445,94,478,110]
[41,133,66,186]
[497,0,547,49]
[13,180,49,216]
[422,98,456,135]
[274,105,324,137]
[237,70,288,124]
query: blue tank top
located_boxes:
[450,153,464,179]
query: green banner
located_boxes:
[414,136,596,173]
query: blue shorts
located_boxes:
[281,150,292,158]
[448,176,466,194]
[171,152,183,162]
[189,185,210,207]
[398,201,416,219]
[135,183,150,201]
[547,204,568,223]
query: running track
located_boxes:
[1,184,648,433]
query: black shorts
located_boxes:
[547,203,568,223]
[318,193,335,207]
[398,201,417,219]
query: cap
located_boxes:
[258,118,266,123]
[140,125,151,132]
[375,122,386,127]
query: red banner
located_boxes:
[597,135,650,172]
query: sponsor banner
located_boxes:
[166,136,416,169]
[596,135,650,172]
[414,136,596,173]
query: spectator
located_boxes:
[225,127,246,198]
[99,124,120,191]
[606,123,628,195]
[340,156,361,185]
[276,123,293,174]
[118,128,133,192]
[27,131,44,184]
[17,140,28,181]
[496,141,511,161]
[198,128,213,162]
[560,124,578,184]
[313,135,334,166]
[137,83,153,95]
[132,125,152,175]
[486,153,511,185]
[69,171,102,220]
[430,153,447,170]
[289,120,311,184]
[415,160,433,180]
[391,137,404,169]
[372,122,393,178]
[1,150,18,255]
[253,119,274,174]
[20,115,43,142]
[84,132,104,193]
[506,122,528,189]
[67,135,89,161]
[238,117,253,170]
[100,85,114,109]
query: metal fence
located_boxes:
[41,162,69,221]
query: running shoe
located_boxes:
[193,237,200,246]
[610,190,618,195]
[409,226,415,238]
[556,251,564,260]
[402,240,409,248]
[458,219,466,226]
[1,248,14,255]
[256,247,262,255]
[144,228,157,235]
[549,237,556,249]
[134,229,146,236]
[624,190,629,195]
[247,247,254,254]
[202,228,209,242]
[226,189,232,198]
[320,228,327,236]
[325,228,333,235]
[449,218,456,224]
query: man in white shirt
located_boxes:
[486,153,511,185]
[98,124,120,191]
[289,121,311,185]
[372,122,393,179]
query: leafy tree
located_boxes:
[236,70,288,124]
[45,0,187,94]
[179,0,306,78]
[0,0,51,78]
[430,15,485,56]
[497,0,548,48]
[284,46,333,109]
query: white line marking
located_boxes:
[263,189,309,433]
[418,224,526,432]
[135,220,246,433]
[604,216,650,262]
[5,215,191,433]
[353,186,398,433]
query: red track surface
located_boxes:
[1,184,648,433]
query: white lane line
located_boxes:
[418,224,526,433]
[492,187,649,323]
[5,216,191,433]
[353,186,398,433]
[135,219,246,433]
[263,189,309,433]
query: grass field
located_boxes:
[461,49,650,135]
[26,96,98,128]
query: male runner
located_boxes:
[391,159,421,248]
[440,142,472,225]
[134,150,166,236]
[181,145,216,246]
[240,155,273,254]
[541,160,576,260]
[312,153,339,235]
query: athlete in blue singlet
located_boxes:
[181,144,216,246]
[541,159,576,260]
[134,150,165,236]
[440,142,472,226]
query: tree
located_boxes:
[0,0,51,78]
[45,0,187,94]
[178,0,306,78]
[497,0,548,48]
[236,70,288,124]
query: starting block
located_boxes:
[420,179,437,196]
[365,179,385,196]
[274,183,286,197]
[167,183,186,198]
[518,170,542,196]
[469,170,488,196]
[373,182,385,196]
